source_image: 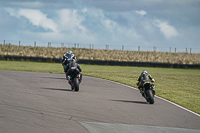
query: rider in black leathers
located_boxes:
[136,70,155,93]
[61,50,76,74]
[65,59,82,83]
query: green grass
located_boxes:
[0,60,200,114]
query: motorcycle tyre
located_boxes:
[146,90,154,104]
[73,78,79,92]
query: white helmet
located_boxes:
[141,70,148,74]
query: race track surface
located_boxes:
[0,71,200,133]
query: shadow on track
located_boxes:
[111,99,147,104]
[41,88,72,91]
[41,77,65,80]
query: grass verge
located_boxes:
[0,60,200,114]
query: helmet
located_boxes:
[141,70,148,74]
[66,50,72,58]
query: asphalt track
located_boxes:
[0,71,200,133]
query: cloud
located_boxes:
[9,1,44,8]
[135,10,146,16]
[154,19,179,39]
[6,8,59,32]
[58,8,87,33]
[2,1,74,9]
[3,6,155,45]
[5,8,19,17]
[2,0,200,50]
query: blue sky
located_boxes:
[1,0,200,52]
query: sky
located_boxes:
[1,0,200,52]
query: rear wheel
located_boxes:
[146,90,154,104]
[73,78,79,91]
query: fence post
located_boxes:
[186,48,187,53]
[34,42,36,47]
[77,43,79,48]
[89,44,91,49]
[138,46,140,52]
[170,47,171,53]
[61,43,64,47]
[153,46,157,52]
[190,48,192,54]
[92,44,94,49]
[122,45,124,51]
[106,44,109,50]
[48,42,51,47]
[19,41,20,46]
[4,40,5,45]
[175,48,176,53]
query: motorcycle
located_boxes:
[67,67,82,92]
[139,80,155,104]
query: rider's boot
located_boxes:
[152,89,155,95]
[68,76,71,83]
[138,87,145,97]
[152,85,155,95]
[71,85,74,90]
[65,72,68,80]
[78,74,82,83]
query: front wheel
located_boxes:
[73,78,79,91]
[146,90,154,104]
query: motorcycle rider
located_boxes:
[61,50,76,78]
[65,59,82,84]
[136,70,155,94]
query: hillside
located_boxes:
[0,44,200,64]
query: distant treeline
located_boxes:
[1,55,200,69]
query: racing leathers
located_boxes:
[136,72,155,93]
[61,53,76,73]
[65,60,82,80]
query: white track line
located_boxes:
[88,76,200,117]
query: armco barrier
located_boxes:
[1,55,60,63]
[1,55,200,69]
[77,59,200,69]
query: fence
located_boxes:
[1,40,200,53]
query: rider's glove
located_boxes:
[136,81,139,86]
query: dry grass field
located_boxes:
[0,44,200,64]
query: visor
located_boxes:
[67,53,72,58]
